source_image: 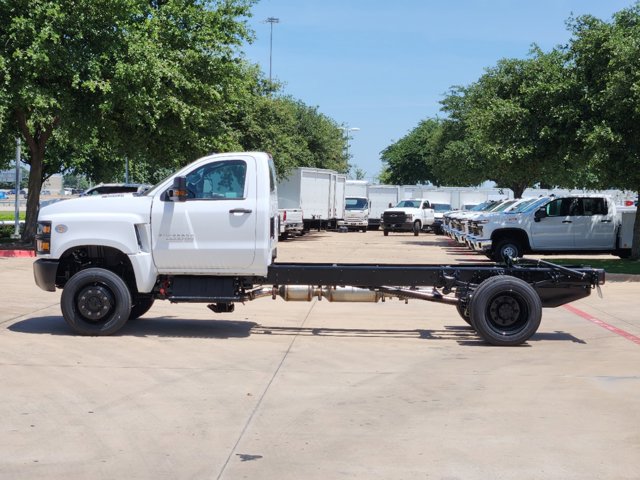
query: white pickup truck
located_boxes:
[466,194,635,261]
[31,152,606,346]
[382,199,436,236]
[278,207,303,239]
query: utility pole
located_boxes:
[265,17,280,84]
[12,137,21,239]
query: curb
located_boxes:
[606,273,640,283]
[0,249,35,258]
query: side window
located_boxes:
[581,197,608,216]
[185,160,247,200]
[546,198,575,217]
[268,157,277,193]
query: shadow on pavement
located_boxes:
[9,316,257,339]
[8,316,587,345]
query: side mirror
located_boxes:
[534,207,546,222]
[168,176,188,202]
[422,201,431,209]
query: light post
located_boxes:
[265,17,280,84]
[341,127,360,163]
[12,137,21,239]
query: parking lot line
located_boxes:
[563,304,640,345]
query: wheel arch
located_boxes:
[56,245,139,294]
[491,228,531,252]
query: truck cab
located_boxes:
[34,152,279,295]
[339,196,369,232]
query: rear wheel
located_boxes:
[61,268,132,336]
[129,295,155,320]
[413,220,421,236]
[469,276,541,346]
[456,301,472,326]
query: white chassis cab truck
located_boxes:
[382,199,436,236]
[33,152,605,346]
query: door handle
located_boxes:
[229,208,252,214]
[562,220,572,224]
[600,219,612,223]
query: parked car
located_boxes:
[81,183,151,196]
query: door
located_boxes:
[530,198,575,249]
[571,197,616,249]
[150,157,257,273]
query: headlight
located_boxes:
[36,221,52,255]
[405,214,413,220]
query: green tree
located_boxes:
[237,95,347,178]
[379,118,442,185]
[568,4,640,258]
[459,48,579,198]
[0,0,255,242]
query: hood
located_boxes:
[385,207,420,213]
[39,193,153,220]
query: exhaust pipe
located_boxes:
[277,285,384,302]
[245,285,459,306]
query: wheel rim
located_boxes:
[501,244,518,258]
[485,292,528,335]
[76,284,115,322]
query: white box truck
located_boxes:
[367,185,402,230]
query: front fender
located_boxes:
[47,215,144,259]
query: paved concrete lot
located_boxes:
[1,231,639,479]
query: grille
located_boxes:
[383,211,407,223]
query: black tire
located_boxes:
[129,295,155,320]
[470,276,542,346]
[492,239,522,262]
[413,220,421,236]
[383,230,389,236]
[456,301,473,326]
[61,268,132,336]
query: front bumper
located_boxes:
[338,219,368,228]
[383,221,414,231]
[33,259,59,292]
[468,236,492,251]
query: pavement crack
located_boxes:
[215,299,317,480]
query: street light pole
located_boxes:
[341,127,360,163]
[265,17,280,84]
[13,137,21,239]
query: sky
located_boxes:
[242,0,636,182]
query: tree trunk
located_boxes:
[510,183,526,199]
[22,150,44,243]
[631,190,640,261]
[16,110,60,244]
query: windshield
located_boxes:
[521,197,550,213]
[467,200,495,211]
[488,199,517,212]
[345,197,368,209]
[432,203,452,212]
[507,198,535,213]
[395,200,421,208]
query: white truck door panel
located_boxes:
[530,198,575,249]
[572,198,616,249]
[150,157,257,272]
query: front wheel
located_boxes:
[492,239,522,262]
[383,230,389,236]
[469,276,542,346]
[413,221,421,236]
[61,268,132,336]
